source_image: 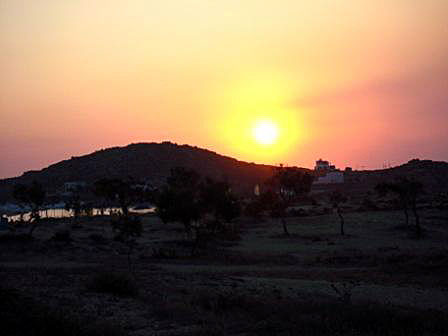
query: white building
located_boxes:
[313,159,344,184]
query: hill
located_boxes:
[0,142,284,201]
[344,159,448,195]
[1,143,447,203]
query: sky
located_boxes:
[1,0,447,178]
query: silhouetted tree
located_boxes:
[200,178,241,225]
[111,215,142,274]
[95,178,145,273]
[65,194,94,227]
[376,177,424,237]
[65,194,82,227]
[93,179,110,215]
[154,167,203,235]
[94,178,139,216]
[196,178,242,248]
[155,168,242,255]
[12,181,46,236]
[81,201,94,217]
[12,184,27,222]
[329,190,348,235]
[266,165,314,235]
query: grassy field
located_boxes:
[1,208,448,335]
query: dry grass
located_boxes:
[1,209,448,335]
[86,271,139,297]
[0,285,126,336]
[149,287,448,336]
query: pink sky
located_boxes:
[1,1,447,178]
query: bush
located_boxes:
[86,272,138,297]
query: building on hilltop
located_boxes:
[315,159,330,171]
[313,159,344,184]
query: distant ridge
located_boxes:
[0,142,287,201]
[344,158,448,195]
[0,143,447,202]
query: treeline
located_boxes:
[6,164,442,246]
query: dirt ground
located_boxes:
[1,209,448,335]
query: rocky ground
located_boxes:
[1,209,448,335]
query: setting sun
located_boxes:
[252,120,279,145]
[211,71,308,165]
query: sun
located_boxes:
[252,119,279,145]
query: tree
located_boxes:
[95,178,145,274]
[12,181,46,236]
[111,215,142,275]
[198,178,242,244]
[329,190,348,235]
[94,178,141,216]
[93,179,110,216]
[12,184,28,222]
[65,194,82,227]
[154,167,206,256]
[64,193,94,227]
[154,167,203,235]
[200,178,241,225]
[155,168,242,256]
[265,166,314,235]
[376,177,424,237]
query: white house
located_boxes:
[315,159,330,171]
[313,159,344,184]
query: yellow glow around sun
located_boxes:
[252,119,279,145]
[210,70,309,164]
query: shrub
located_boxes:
[86,272,138,297]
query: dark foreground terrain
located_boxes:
[1,209,448,335]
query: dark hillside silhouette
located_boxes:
[0,142,293,201]
[344,159,448,195]
[1,145,447,203]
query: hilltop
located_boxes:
[1,143,447,203]
[0,142,282,201]
[344,159,448,195]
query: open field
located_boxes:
[1,209,448,335]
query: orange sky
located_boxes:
[1,0,447,178]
